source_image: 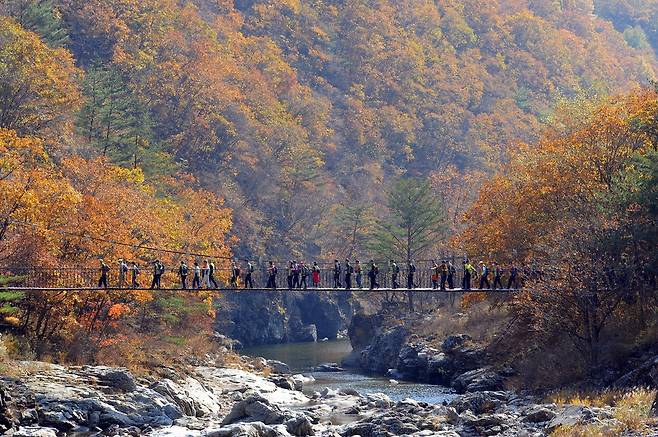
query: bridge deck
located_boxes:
[3,287,518,293]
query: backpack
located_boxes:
[409,264,416,273]
[249,264,255,273]
[159,263,166,274]
[235,267,241,277]
[181,265,188,275]
[348,265,354,274]
[121,263,128,273]
[394,265,400,274]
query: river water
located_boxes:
[242,340,455,405]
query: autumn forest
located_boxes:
[0,0,657,397]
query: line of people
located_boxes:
[98,258,222,290]
[97,257,523,291]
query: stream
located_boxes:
[242,339,456,405]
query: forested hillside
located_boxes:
[1,0,656,263]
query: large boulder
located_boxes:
[81,366,137,392]
[359,326,409,374]
[451,367,505,393]
[221,395,286,426]
[266,360,291,375]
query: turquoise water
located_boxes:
[242,340,455,404]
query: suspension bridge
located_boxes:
[0,264,523,293]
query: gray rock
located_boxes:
[12,427,59,437]
[546,405,586,432]
[285,415,314,436]
[359,326,409,374]
[221,395,285,425]
[451,367,504,393]
[442,334,472,352]
[266,360,291,375]
[312,363,344,372]
[207,422,278,437]
[268,376,296,391]
[449,391,509,415]
[522,405,557,423]
[85,367,137,392]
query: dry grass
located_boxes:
[415,299,510,346]
[613,388,657,433]
[550,424,618,437]
[549,388,658,436]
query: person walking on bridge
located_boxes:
[447,260,456,289]
[192,261,201,289]
[407,260,417,289]
[344,259,353,290]
[131,262,140,288]
[507,263,518,289]
[150,260,163,289]
[355,260,363,289]
[118,259,128,288]
[492,262,503,290]
[208,260,219,289]
[478,261,490,289]
[439,260,448,291]
[230,261,240,288]
[431,260,439,289]
[463,260,476,290]
[292,261,301,289]
[368,260,379,290]
[333,260,342,288]
[179,260,189,289]
[390,260,400,289]
[201,260,210,288]
[267,261,278,289]
[98,259,110,289]
[244,261,255,289]
[312,262,321,288]
[299,261,308,290]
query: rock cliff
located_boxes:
[215,290,356,347]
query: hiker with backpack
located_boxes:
[479,261,491,289]
[230,261,240,288]
[179,260,189,289]
[292,261,301,289]
[344,259,353,290]
[150,259,164,289]
[333,260,342,288]
[118,259,128,288]
[439,260,449,290]
[98,259,110,289]
[463,259,476,290]
[447,260,456,289]
[368,260,379,290]
[131,262,140,288]
[492,262,503,290]
[267,261,277,289]
[312,262,321,288]
[208,260,219,288]
[354,260,363,289]
[431,260,439,289]
[201,260,210,288]
[407,260,417,289]
[192,261,201,289]
[390,260,400,289]
[244,261,255,289]
[299,261,309,290]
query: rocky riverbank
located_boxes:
[1,357,652,437]
[343,313,511,394]
[215,291,356,347]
